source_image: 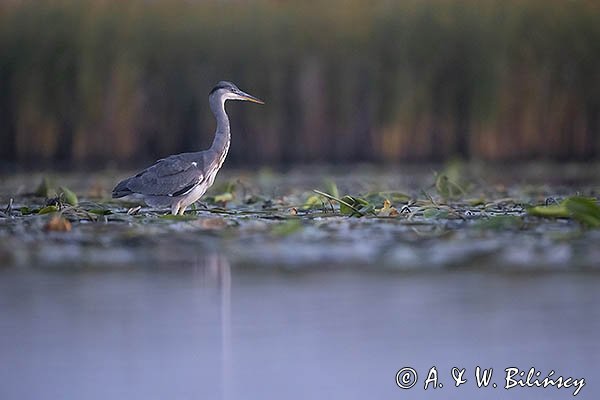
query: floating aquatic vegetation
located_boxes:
[423,208,450,219]
[564,197,600,228]
[38,205,60,215]
[302,195,326,211]
[59,187,78,207]
[204,181,237,206]
[339,195,373,217]
[324,180,340,199]
[313,189,374,217]
[1,167,600,270]
[19,206,33,215]
[212,192,234,205]
[527,196,600,228]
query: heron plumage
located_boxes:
[112,81,263,215]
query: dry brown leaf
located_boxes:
[378,199,399,217]
[44,216,72,232]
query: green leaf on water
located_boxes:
[468,197,486,207]
[359,203,376,215]
[38,205,59,214]
[338,197,353,215]
[324,180,340,199]
[563,197,600,228]
[59,186,78,206]
[313,190,366,216]
[527,204,570,218]
[423,208,449,219]
[527,196,600,228]
[213,192,234,204]
[303,195,324,210]
[339,195,369,216]
[20,206,32,215]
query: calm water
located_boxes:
[1,256,598,400]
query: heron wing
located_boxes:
[126,153,205,196]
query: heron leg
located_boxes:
[178,206,187,216]
[171,202,181,215]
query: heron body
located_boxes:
[112,81,263,215]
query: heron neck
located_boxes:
[209,94,231,154]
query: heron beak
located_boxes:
[236,90,264,104]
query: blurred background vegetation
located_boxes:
[0,0,599,168]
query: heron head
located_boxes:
[209,81,264,104]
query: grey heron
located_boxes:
[112,81,263,215]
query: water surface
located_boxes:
[1,257,598,400]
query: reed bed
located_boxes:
[1,0,599,166]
